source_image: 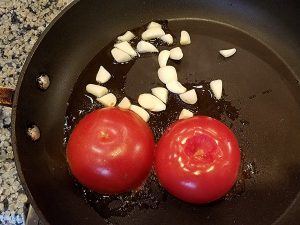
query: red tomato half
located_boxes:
[67,108,155,194]
[155,116,240,204]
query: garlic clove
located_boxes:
[111,48,132,63]
[157,66,178,84]
[151,87,168,104]
[160,34,173,45]
[179,109,194,119]
[114,41,137,57]
[166,81,187,94]
[118,97,131,109]
[138,93,166,112]
[158,50,170,67]
[96,66,112,84]
[170,47,183,60]
[130,105,150,122]
[179,89,197,104]
[137,41,159,53]
[147,21,162,29]
[142,27,165,40]
[219,48,236,58]
[96,93,117,107]
[86,84,108,97]
[117,31,135,42]
[180,30,191,45]
[210,79,222,100]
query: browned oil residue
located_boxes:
[262,89,272,95]
[225,161,258,200]
[240,119,249,126]
[242,161,258,179]
[248,94,256,100]
[74,172,167,219]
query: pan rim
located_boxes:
[11,1,80,224]
[10,3,300,225]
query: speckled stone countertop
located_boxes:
[0,1,72,224]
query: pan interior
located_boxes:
[63,19,300,225]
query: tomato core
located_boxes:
[184,134,218,163]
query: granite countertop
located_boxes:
[0,1,72,224]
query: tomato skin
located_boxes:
[67,108,154,194]
[155,116,240,204]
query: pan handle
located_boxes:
[0,87,14,107]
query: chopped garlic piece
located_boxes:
[114,41,137,57]
[118,97,131,109]
[180,31,191,45]
[166,81,187,94]
[179,89,197,104]
[210,79,222,100]
[96,93,117,107]
[117,31,135,42]
[219,48,236,58]
[130,105,150,122]
[86,84,108,97]
[160,34,173,45]
[151,87,168,104]
[170,47,183,60]
[179,109,193,119]
[157,66,178,84]
[142,27,165,40]
[158,50,170,67]
[137,41,159,53]
[147,21,162,29]
[96,66,111,84]
[138,93,166,112]
[111,48,132,63]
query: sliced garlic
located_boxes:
[180,30,191,45]
[151,87,168,104]
[170,47,183,60]
[96,93,117,107]
[96,66,111,84]
[118,97,131,109]
[117,31,135,42]
[160,34,173,45]
[157,66,178,84]
[86,84,108,97]
[219,48,236,58]
[137,41,159,53]
[179,89,197,104]
[138,93,166,112]
[111,48,132,63]
[210,79,222,100]
[142,27,165,41]
[158,50,170,68]
[166,81,187,94]
[147,21,162,29]
[114,41,137,57]
[130,105,150,122]
[179,109,193,119]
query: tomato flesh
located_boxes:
[67,108,155,194]
[155,116,240,204]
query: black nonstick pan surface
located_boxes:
[11,0,300,224]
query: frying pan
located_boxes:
[1,0,300,224]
